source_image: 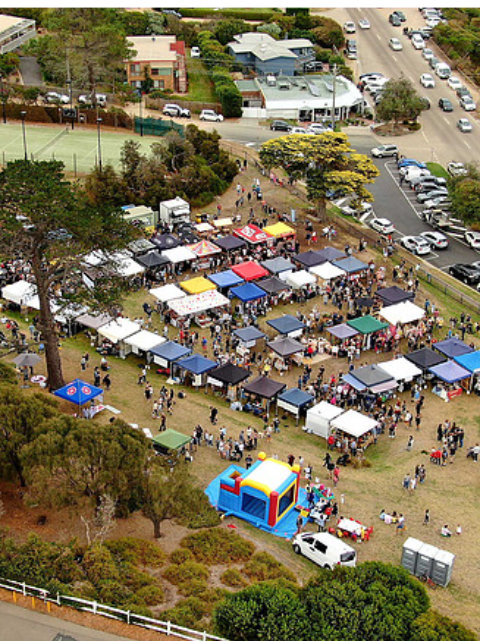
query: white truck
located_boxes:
[159,197,191,227]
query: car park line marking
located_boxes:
[442,116,450,125]
[384,161,423,220]
[376,33,382,41]
[464,141,472,150]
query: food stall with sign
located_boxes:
[277,387,314,425]
[97,317,142,358]
[167,289,230,328]
[233,224,274,246]
[177,353,218,387]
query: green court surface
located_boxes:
[0,123,161,174]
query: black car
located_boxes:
[420,97,431,110]
[389,13,402,26]
[270,120,291,131]
[393,10,406,21]
[449,264,480,285]
[438,98,453,112]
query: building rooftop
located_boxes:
[127,35,178,62]
[0,14,34,34]
[229,32,313,62]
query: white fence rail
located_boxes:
[0,577,228,641]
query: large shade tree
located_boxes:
[376,75,427,127]
[448,162,480,225]
[259,131,379,218]
[0,160,136,390]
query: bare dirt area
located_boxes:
[1,156,480,635]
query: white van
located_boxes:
[435,63,451,79]
[292,532,357,569]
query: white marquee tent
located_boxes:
[330,409,378,439]
[378,357,423,382]
[168,290,230,317]
[109,252,145,278]
[162,246,196,264]
[285,270,317,289]
[149,283,186,303]
[124,330,165,356]
[305,401,345,438]
[379,301,425,326]
[98,317,141,344]
[310,262,346,281]
[1,280,37,305]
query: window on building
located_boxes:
[130,63,141,74]
[153,80,165,89]
[151,68,159,76]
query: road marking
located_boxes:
[376,33,382,41]
[442,116,450,125]
[391,55,397,62]
[464,140,472,150]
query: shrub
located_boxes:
[178,578,209,597]
[122,563,156,592]
[412,610,477,641]
[175,487,222,529]
[220,567,249,588]
[169,548,193,564]
[105,537,165,567]
[180,528,255,565]
[96,579,132,606]
[82,545,120,586]
[136,584,165,606]
[163,560,209,585]
[162,596,210,628]
[243,552,297,583]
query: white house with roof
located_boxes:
[236,73,366,121]
[227,32,314,76]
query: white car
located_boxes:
[420,73,435,88]
[460,96,476,111]
[344,21,356,33]
[403,167,431,181]
[45,91,69,104]
[340,201,374,217]
[465,231,480,250]
[290,126,309,134]
[422,48,434,60]
[371,144,399,158]
[306,124,327,135]
[389,38,403,51]
[400,235,431,255]
[412,34,426,50]
[292,532,356,569]
[358,18,370,29]
[447,161,467,177]
[457,118,473,133]
[199,109,224,122]
[370,217,395,234]
[447,76,462,91]
[78,93,107,107]
[426,17,442,28]
[190,46,201,58]
[420,231,449,249]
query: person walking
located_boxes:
[406,435,414,451]
[396,513,405,535]
[423,509,430,526]
[102,373,111,390]
[93,367,101,387]
[295,513,303,536]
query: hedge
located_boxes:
[180,8,281,20]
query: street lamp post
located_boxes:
[96,117,102,171]
[66,78,74,130]
[139,92,143,136]
[0,73,6,124]
[20,111,28,160]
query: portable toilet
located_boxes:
[415,542,439,578]
[401,537,424,576]
[431,548,455,587]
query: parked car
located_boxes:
[162,9,182,18]
[456,86,472,99]
[344,21,356,33]
[404,168,432,182]
[163,103,191,118]
[393,10,406,21]
[190,46,200,57]
[457,118,473,133]
[340,200,374,217]
[447,76,462,91]
[292,532,356,569]
[199,109,223,122]
[422,48,434,61]
[398,158,427,170]
[447,161,467,176]
[420,230,449,249]
[420,96,431,110]
[449,263,480,285]
[417,188,449,203]
[420,73,435,88]
[270,120,291,131]
[400,235,431,255]
[290,126,309,134]
[424,196,452,209]
[371,144,399,158]
[412,34,426,49]
[429,56,440,70]
[358,18,371,29]
[306,123,327,135]
[389,13,402,26]
[414,179,447,193]
[460,96,476,111]
[345,39,357,59]
[370,217,395,234]
[438,97,453,112]
[465,231,480,250]
[45,92,69,104]
[389,38,403,51]
[78,93,107,107]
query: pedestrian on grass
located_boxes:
[423,509,430,525]
[102,373,111,390]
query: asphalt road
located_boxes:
[0,600,132,641]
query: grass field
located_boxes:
[170,56,216,104]
[0,123,161,174]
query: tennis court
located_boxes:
[0,123,161,174]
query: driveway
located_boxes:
[19,56,44,86]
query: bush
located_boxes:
[412,610,477,641]
[169,548,193,564]
[220,567,249,588]
[180,8,280,20]
[163,560,210,585]
[136,584,165,606]
[175,486,221,529]
[180,528,255,565]
[243,552,297,583]
[82,545,120,586]
[162,596,210,628]
[105,537,165,567]
[178,578,209,597]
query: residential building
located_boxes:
[0,14,36,55]
[126,35,187,93]
[235,74,365,121]
[227,32,314,76]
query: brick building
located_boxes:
[126,35,187,93]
